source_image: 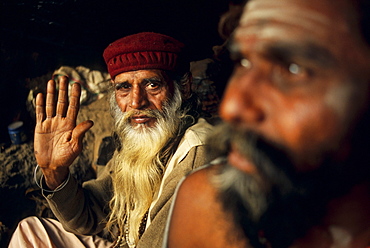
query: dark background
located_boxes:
[1,0,231,68]
[0,2,234,246]
[0,0,232,144]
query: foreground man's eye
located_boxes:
[288,63,301,75]
[287,62,312,81]
[240,58,252,69]
[273,62,313,88]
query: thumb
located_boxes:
[72,120,94,144]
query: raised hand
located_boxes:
[34,76,94,189]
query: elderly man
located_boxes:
[9,32,216,248]
[165,0,370,247]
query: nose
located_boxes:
[219,69,265,127]
[129,85,149,109]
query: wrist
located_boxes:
[34,165,71,193]
[40,166,70,190]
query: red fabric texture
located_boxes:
[103,32,184,79]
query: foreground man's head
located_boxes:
[216,0,370,246]
[221,0,370,173]
[167,0,370,247]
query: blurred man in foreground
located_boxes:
[165,0,370,247]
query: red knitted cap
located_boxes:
[103,32,185,79]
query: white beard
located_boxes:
[107,86,183,245]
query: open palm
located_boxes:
[34,76,93,187]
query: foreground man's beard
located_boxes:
[107,87,183,245]
[208,120,370,248]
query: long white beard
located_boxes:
[107,86,183,246]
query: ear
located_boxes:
[181,72,193,100]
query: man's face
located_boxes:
[113,69,173,128]
[220,0,370,172]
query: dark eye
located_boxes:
[230,50,252,70]
[287,63,308,77]
[145,80,163,93]
[272,62,313,87]
[240,58,252,69]
[146,81,160,90]
[115,82,130,91]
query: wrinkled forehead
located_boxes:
[234,0,370,72]
[114,69,168,82]
[236,0,353,45]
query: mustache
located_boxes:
[207,122,296,193]
[118,109,168,126]
[208,123,302,247]
[124,109,160,118]
[209,121,370,248]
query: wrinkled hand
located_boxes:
[34,76,93,189]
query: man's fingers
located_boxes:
[46,80,56,118]
[72,120,94,143]
[56,76,69,117]
[35,92,45,123]
[66,83,82,122]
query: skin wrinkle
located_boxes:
[235,24,343,60]
[226,52,341,165]
[221,0,370,244]
[240,0,348,36]
[224,2,370,172]
[230,42,337,70]
[265,43,336,69]
[113,70,172,128]
[114,77,164,90]
[166,0,370,248]
[236,0,370,68]
[166,0,370,247]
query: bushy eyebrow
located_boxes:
[142,77,163,84]
[113,76,163,85]
[113,82,128,90]
[229,40,337,68]
[265,42,337,67]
